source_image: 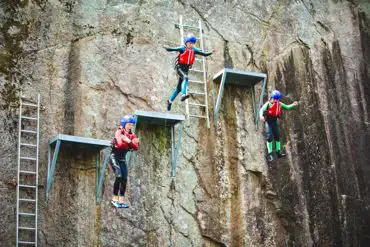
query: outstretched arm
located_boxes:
[163,46,185,52]
[281,102,298,111]
[193,47,213,57]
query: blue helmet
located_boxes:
[270,90,282,100]
[184,34,196,44]
[120,115,136,127]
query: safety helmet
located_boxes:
[120,115,136,128]
[270,90,282,100]
[184,34,197,44]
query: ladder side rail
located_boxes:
[34,94,40,246]
[198,20,210,128]
[179,16,190,119]
[16,93,22,247]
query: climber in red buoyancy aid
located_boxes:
[109,115,139,208]
[259,90,298,163]
[163,34,214,111]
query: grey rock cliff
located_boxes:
[0,0,369,246]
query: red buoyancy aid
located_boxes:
[266,102,282,118]
[113,129,137,150]
[178,48,195,65]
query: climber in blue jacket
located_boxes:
[163,34,214,111]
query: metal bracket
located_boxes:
[212,68,267,129]
[131,110,185,177]
[96,147,111,203]
[126,115,139,167]
[46,134,111,204]
[46,140,61,203]
[171,121,184,178]
[255,77,267,129]
[214,69,227,124]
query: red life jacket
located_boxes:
[178,48,195,65]
[266,102,282,118]
[113,129,135,149]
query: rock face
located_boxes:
[1,0,370,246]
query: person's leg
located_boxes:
[181,74,189,95]
[118,159,129,207]
[169,76,182,102]
[179,67,188,92]
[265,121,274,162]
[109,153,121,202]
[273,122,286,157]
[179,66,190,101]
[119,159,128,198]
[119,177,127,197]
[167,69,183,111]
[113,178,120,199]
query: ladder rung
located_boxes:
[21,96,36,101]
[189,114,208,119]
[189,69,204,73]
[18,241,35,245]
[189,92,205,96]
[20,143,37,147]
[22,103,38,107]
[20,170,37,175]
[19,212,36,216]
[188,103,206,107]
[19,184,36,188]
[175,24,201,30]
[21,129,37,134]
[18,227,35,231]
[19,198,36,202]
[188,79,204,84]
[20,157,37,161]
[21,116,37,120]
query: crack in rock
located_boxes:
[202,234,227,247]
[246,43,260,69]
[183,154,213,199]
[107,76,155,111]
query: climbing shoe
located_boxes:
[276,151,287,158]
[118,196,129,208]
[180,94,190,101]
[119,203,129,208]
[111,195,119,207]
[118,196,125,204]
[111,195,119,203]
[167,100,172,111]
[266,153,274,163]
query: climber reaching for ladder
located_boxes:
[110,115,139,208]
[163,33,214,111]
[260,90,298,163]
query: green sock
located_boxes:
[267,142,273,154]
[276,141,281,152]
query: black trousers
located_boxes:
[110,153,128,196]
[265,119,280,142]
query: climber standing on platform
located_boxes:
[260,90,298,163]
[110,115,139,208]
[163,33,214,111]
